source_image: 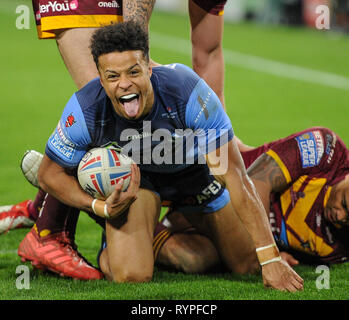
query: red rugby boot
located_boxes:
[18,228,104,280]
[0,200,34,234]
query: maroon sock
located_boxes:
[34,194,79,238]
[27,189,46,221]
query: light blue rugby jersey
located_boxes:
[45,63,234,172]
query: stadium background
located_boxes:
[0,0,349,300]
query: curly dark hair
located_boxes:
[90,21,149,67]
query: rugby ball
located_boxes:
[77,147,134,199]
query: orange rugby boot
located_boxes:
[18,228,104,280]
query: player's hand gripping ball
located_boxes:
[78,147,135,199]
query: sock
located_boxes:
[27,189,46,221]
[34,194,80,238]
[153,222,172,261]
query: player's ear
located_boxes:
[99,72,105,88]
[148,65,153,77]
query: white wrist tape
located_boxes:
[256,243,281,266]
[91,199,97,214]
[260,256,282,266]
[91,199,110,219]
[256,243,276,252]
[104,204,110,218]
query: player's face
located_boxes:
[324,174,349,227]
[98,50,153,120]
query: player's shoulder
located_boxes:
[75,77,107,110]
[152,63,201,100]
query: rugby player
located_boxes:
[14,21,302,291]
[13,0,251,280]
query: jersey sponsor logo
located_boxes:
[325,133,337,164]
[313,130,324,160]
[295,131,323,168]
[65,113,76,128]
[49,132,75,160]
[39,0,78,14]
[181,180,222,206]
[194,91,212,123]
[161,107,178,119]
[57,122,75,148]
[98,1,120,8]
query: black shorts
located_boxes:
[140,164,229,214]
[193,0,227,15]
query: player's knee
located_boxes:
[109,262,153,283]
[100,249,153,283]
[191,42,221,69]
[111,269,153,283]
[99,249,113,281]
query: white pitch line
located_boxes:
[151,32,349,91]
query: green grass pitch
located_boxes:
[1,0,349,301]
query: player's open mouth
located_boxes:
[119,93,140,118]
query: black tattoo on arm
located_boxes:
[123,0,156,30]
[247,153,288,193]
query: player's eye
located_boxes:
[106,73,119,80]
[129,69,140,76]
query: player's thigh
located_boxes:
[187,202,259,274]
[189,0,224,52]
[157,231,220,273]
[105,188,161,283]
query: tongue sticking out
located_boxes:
[123,98,139,118]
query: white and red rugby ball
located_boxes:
[77,147,134,199]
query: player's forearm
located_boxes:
[123,0,155,31]
[37,155,93,213]
[225,173,276,249]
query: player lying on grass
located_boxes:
[153,126,349,273]
[11,21,302,291]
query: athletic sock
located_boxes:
[153,222,172,261]
[27,189,46,221]
[34,194,79,238]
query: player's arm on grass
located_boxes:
[183,72,303,291]
[247,153,299,267]
[206,140,303,291]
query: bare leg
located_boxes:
[55,28,99,89]
[189,2,254,152]
[100,189,161,282]
[185,202,260,275]
[189,0,225,105]
[156,232,220,273]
